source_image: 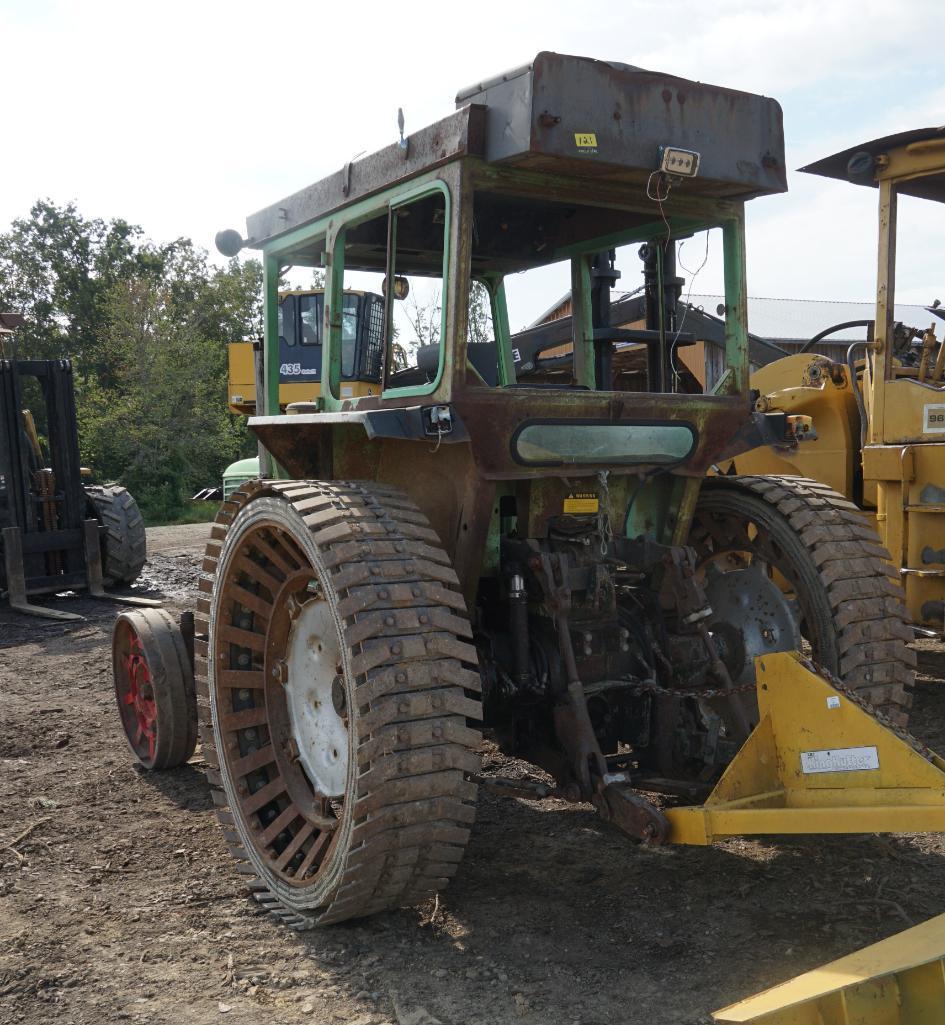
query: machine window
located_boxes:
[298,293,321,346]
[341,295,359,377]
[384,189,449,391]
[512,420,695,466]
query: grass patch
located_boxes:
[144,501,220,527]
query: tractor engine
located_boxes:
[475,512,740,794]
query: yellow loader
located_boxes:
[724,127,945,636]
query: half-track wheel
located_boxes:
[86,484,147,585]
[112,608,198,769]
[690,475,915,725]
[196,480,482,928]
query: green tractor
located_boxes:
[114,54,927,930]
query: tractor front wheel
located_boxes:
[112,608,197,769]
[196,480,482,928]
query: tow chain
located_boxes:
[796,655,938,764]
[596,470,613,557]
[625,678,758,700]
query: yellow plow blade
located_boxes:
[665,651,945,845]
[713,913,945,1024]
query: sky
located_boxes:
[2,0,943,330]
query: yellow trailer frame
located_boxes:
[714,910,945,1024]
[667,651,945,844]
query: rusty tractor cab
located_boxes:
[114,54,945,934]
[0,314,157,621]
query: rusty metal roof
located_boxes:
[454,52,785,198]
[245,52,786,251]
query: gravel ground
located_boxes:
[3,522,945,1025]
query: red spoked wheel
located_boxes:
[113,608,197,770]
[120,630,158,761]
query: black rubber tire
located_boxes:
[690,475,915,725]
[112,608,198,770]
[195,480,483,928]
[86,484,147,585]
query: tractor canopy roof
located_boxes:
[244,52,786,251]
[799,126,945,203]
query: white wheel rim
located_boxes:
[285,596,348,798]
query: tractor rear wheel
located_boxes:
[112,608,197,769]
[86,484,147,585]
[690,475,914,725]
[195,480,482,928]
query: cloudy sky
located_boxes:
[2,0,943,327]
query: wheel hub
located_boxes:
[284,595,348,798]
[704,563,800,684]
[121,634,157,759]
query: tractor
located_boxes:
[112,55,945,938]
[721,127,945,637]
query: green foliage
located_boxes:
[468,281,493,345]
[141,501,221,529]
[0,200,262,523]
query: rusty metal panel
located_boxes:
[245,107,486,248]
[252,390,746,485]
[456,52,786,199]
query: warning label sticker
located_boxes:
[800,746,880,774]
[564,493,599,515]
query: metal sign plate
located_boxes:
[800,746,880,774]
[924,403,945,433]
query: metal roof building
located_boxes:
[686,294,938,346]
[531,291,939,370]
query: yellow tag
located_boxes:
[574,132,598,149]
[564,494,599,514]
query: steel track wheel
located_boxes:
[690,475,914,725]
[195,480,482,928]
[112,608,197,769]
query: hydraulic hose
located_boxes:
[846,340,871,448]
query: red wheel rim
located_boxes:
[115,625,158,763]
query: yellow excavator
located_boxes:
[226,287,385,415]
[222,287,385,495]
[723,127,945,637]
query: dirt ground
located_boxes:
[4,522,945,1025]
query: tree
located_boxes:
[0,200,263,522]
[395,280,494,369]
[0,200,172,374]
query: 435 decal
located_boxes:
[279,362,317,377]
